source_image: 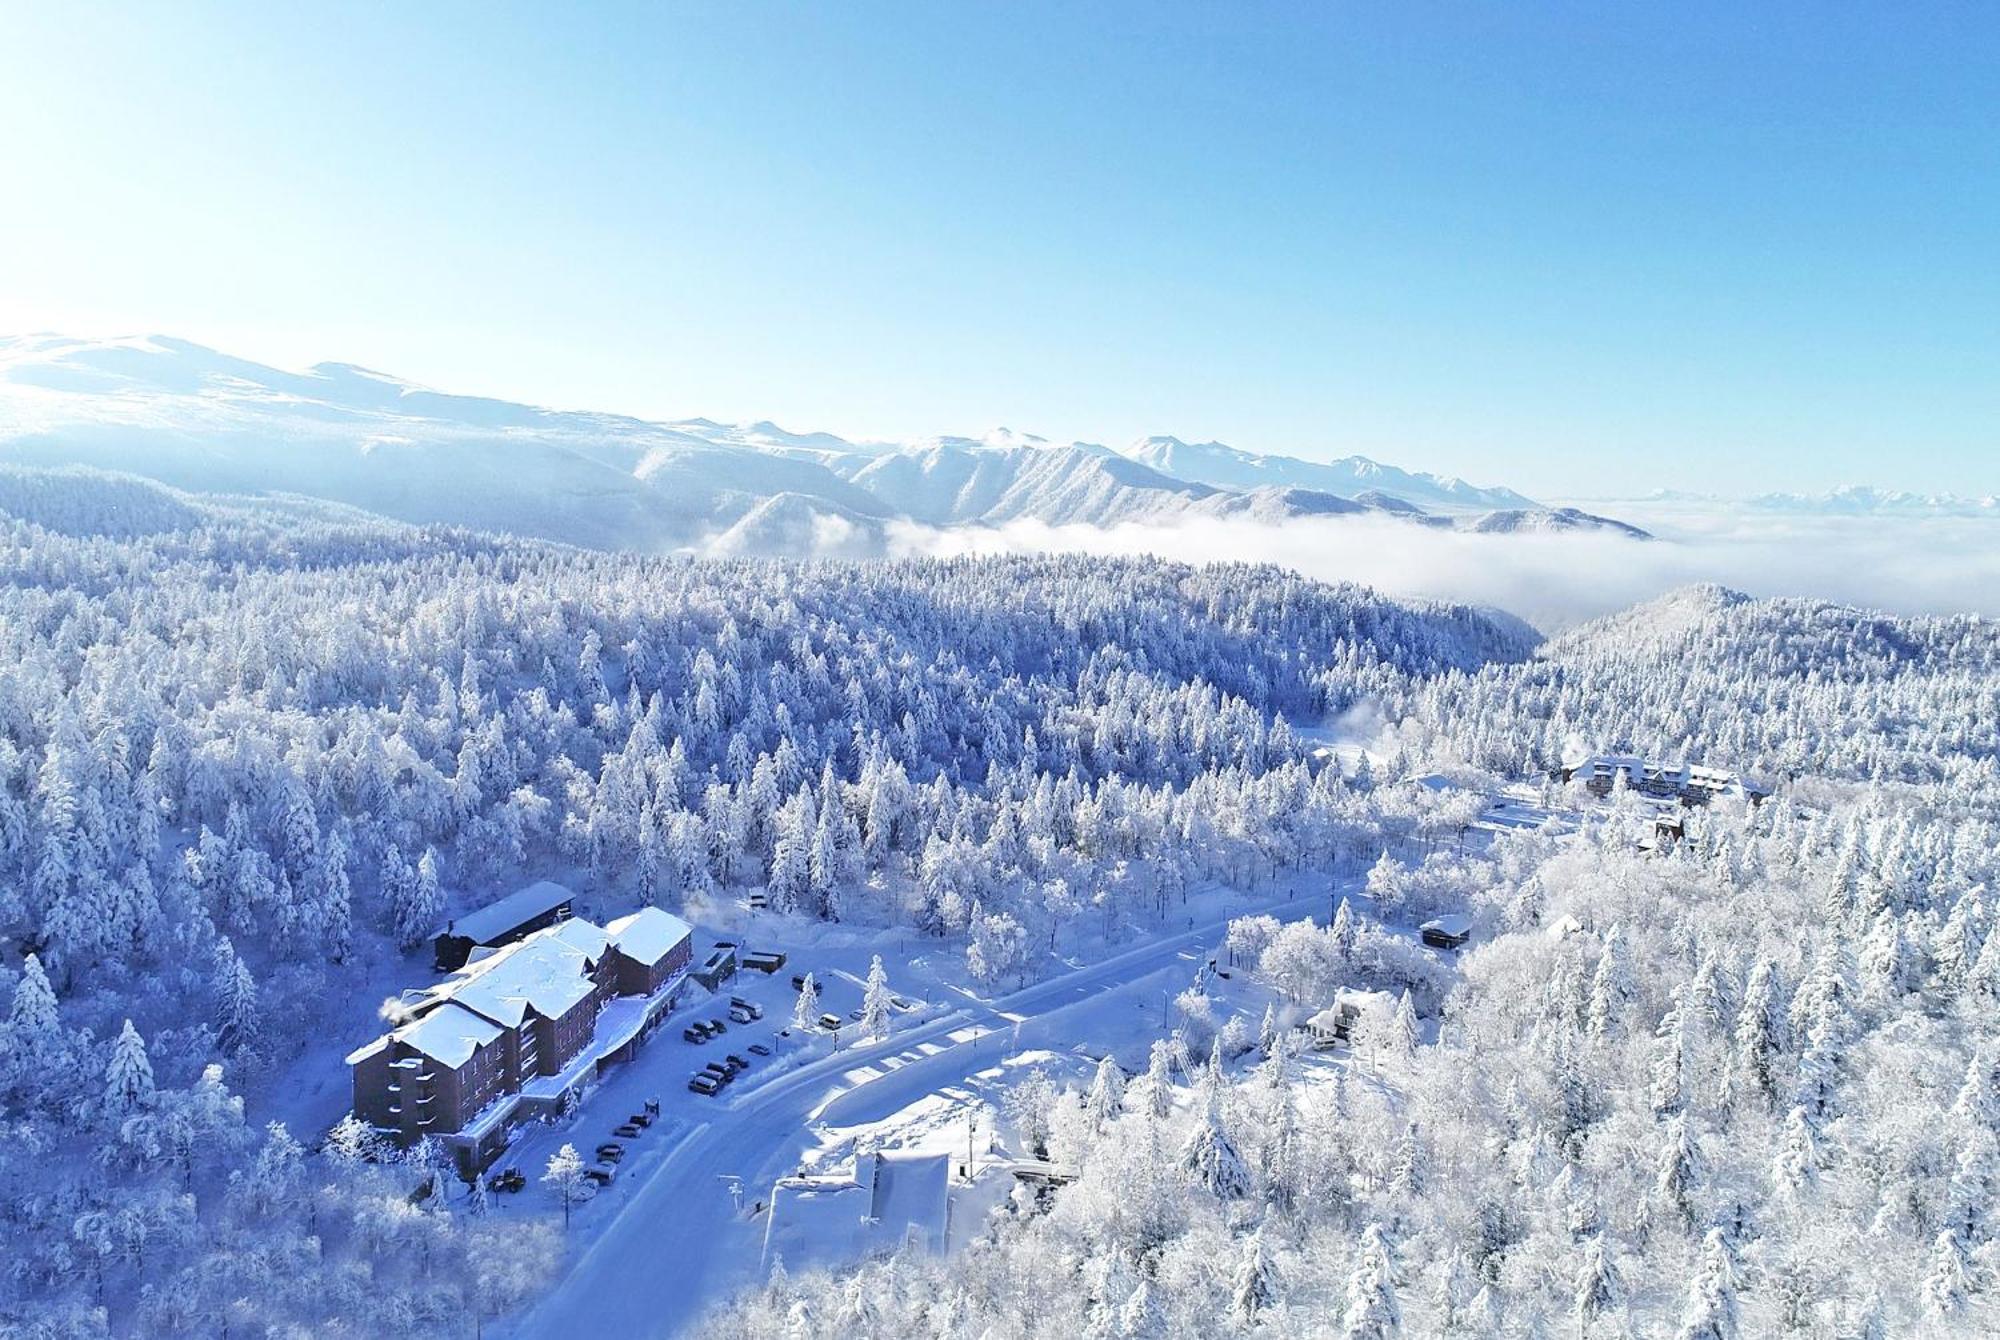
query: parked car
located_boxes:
[683,1026,706,1043]
[726,1053,749,1071]
[614,1123,642,1138]
[689,1074,720,1095]
[818,1013,843,1031]
[890,995,915,1011]
[728,1006,754,1024]
[595,1143,624,1161]
[847,1008,863,1022]
[748,1042,772,1057]
[791,974,809,991]
[486,1168,526,1194]
[702,1061,731,1079]
[708,1018,727,1034]
[584,1165,616,1186]
[630,1111,654,1128]
[644,1097,660,1116]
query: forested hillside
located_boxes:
[717,586,2000,1338]
[0,469,1533,1335]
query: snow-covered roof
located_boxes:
[761,1149,950,1272]
[395,1002,503,1068]
[605,907,693,967]
[546,917,612,963]
[439,879,575,946]
[448,933,598,1029]
[1568,755,1765,797]
[869,1150,951,1251]
[350,902,703,1078]
[1422,914,1474,937]
[1306,1005,1347,1033]
[343,1035,390,1066]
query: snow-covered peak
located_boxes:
[0,332,1647,555]
[1748,485,1999,516]
[1116,434,1541,512]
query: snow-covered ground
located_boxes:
[496,879,1333,1338]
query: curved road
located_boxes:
[505,887,1321,1339]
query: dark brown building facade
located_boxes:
[347,902,694,1166]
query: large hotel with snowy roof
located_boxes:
[346,882,692,1174]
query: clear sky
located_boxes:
[1,2,1995,496]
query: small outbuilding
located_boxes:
[1305,988,1395,1048]
[761,1148,952,1273]
[1420,914,1474,951]
[693,945,738,990]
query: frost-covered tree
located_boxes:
[1085,1053,1126,1130]
[543,1143,591,1229]
[1181,1091,1252,1200]
[793,973,820,1033]
[1573,1234,1623,1338]
[1675,1228,1739,1340]
[103,1018,154,1119]
[1231,1225,1278,1326]
[861,954,892,1041]
[1341,1223,1403,1340]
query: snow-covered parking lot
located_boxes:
[498,883,1331,1337]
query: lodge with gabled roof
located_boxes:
[348,884,693,1173]
[1560,754,1768,807]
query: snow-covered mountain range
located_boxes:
[0,334,1646,554]
[1565,485,1997,518]
[1744,485,1998,517]
[1117,434,1540,511]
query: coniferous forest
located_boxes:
[0,474,1996,1337]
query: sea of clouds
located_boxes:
[889,500,2000,634]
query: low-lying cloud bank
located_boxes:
[888,503,2000,633]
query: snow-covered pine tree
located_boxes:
[103,1018,154,1119]
[861,954,892,1041]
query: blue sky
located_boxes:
[1,2,1994,496]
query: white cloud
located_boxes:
[888,506,2000,632]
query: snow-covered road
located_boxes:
[505,888,1322,1339]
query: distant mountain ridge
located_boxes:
[1117,434,1540,511]
[1746,485,1998,516]
[0,334,1648,556]
[1558,485,1996,516]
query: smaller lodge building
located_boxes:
[1305,988,1394,1048]
[1420,914,1473,950]
[1560,755,1768,807]
[348,887,693,1174]
[432,878,576,971]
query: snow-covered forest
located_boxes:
[0,470,1526,1335]
[2,468,1997,1337]
[716,588,2000,1338]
